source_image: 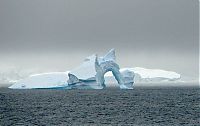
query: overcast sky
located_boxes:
[0,0,199,82]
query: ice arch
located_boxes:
[95,54,126,88]
[67,49,134,89]
[95,49,131,89]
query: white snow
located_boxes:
[9,72,69,89]
[105,67,180,83]
[69,55,96,80]
[127,67,180,80]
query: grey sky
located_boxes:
[0,0,199,82]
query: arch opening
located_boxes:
[95,56,128,89]
[104,71,120,88]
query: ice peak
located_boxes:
[103,49,116,61]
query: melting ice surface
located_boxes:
[9,49,181,89]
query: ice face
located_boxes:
[120,69,135,89]
[69,55,97,80]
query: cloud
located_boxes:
[0,0,198,84]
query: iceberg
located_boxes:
[8,49,181,89]
[9,49,134,89]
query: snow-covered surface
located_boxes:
[69,55,96,80]
[9,72,69,89]
[105,67,181,83]
[128,67,180,80]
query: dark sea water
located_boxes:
[0,87,199,126]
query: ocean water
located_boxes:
[0,87,199,126]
